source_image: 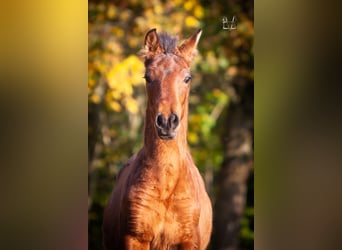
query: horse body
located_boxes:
[103,29,212,250]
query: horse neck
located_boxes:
[140,101,190,200]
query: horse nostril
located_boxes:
[168,113,179,129]
[156,114,166,129]
[156,113,179,131]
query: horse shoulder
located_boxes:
[103,152,144,247]
[185,153,213,249]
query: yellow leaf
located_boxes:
[185,16,199,28]
[184,0,195,11]
[109,101,121,112]
[125,98,138,114]
[175,0,183,6]
[107,4,117,19]
[194,5,204,19]
[112,27,124,38]
[119,10,131,21]
[128,37,139,48]
[90,94,100,104]
[227,66,238,76]
[111,90,121,100]
[188,132,199,144]
[88,78,95,88]
[154,4,163,15]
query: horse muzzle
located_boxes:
[155,113,179,140]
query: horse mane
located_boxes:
[158,32,179,53]
[140,32,179,59]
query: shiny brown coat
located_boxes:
[103,28,212,250]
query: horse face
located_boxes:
[144,55,191,140]
[141,28,202,140]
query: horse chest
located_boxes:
[127,179,200,244]
[163,195,201,240]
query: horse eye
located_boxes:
[184,76,192,84]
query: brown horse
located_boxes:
[103,28,212,250]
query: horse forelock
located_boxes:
[158,32,179,54]
[140,32,180,60]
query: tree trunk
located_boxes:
[212,76,253,250]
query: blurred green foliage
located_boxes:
[88,0,253,249]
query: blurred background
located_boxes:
[88,0,253,249]
[1,1,341,250]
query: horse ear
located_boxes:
[178,29,202,63]
[144,28,160,53]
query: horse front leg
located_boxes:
[125,235,150,250]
